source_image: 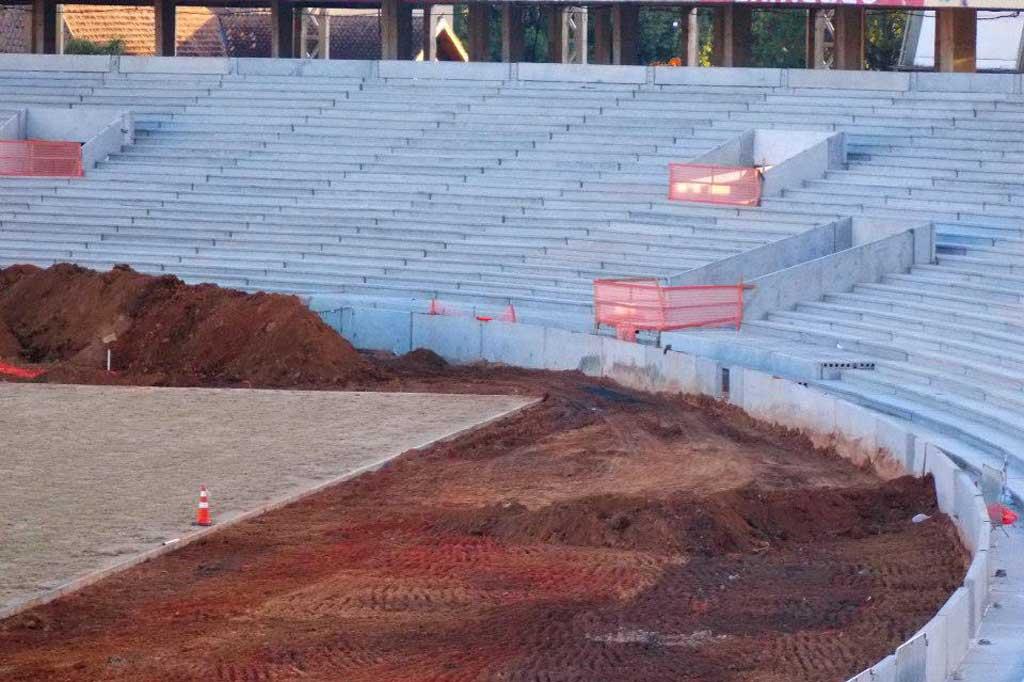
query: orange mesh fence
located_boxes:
[594,279,748,333]
[0,361,43,380]
[428,299,517,323]
[0,140,83,177]
[668,163,761,206]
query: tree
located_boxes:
[64,38,126,55]
[751,10,806,68]
[866,10,907,70]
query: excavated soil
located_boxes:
[0,264,381,387]
[0,265,968,682]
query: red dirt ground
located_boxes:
[0,265,969,682]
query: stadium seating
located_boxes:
[1,59,1022,680]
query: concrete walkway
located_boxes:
[957,515,1024,682]
[0,383,533,613]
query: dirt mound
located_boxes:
[0,264,382,387]
[0,320,20,359]
[434,476,937,556]
[382,347,450,374]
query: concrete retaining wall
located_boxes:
[667,217,852,286]
[315,306,991,682]
[742,226,933,321]
[0,54,1021,94]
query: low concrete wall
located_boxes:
[667,217,852,286]
[81,112,133,170]
[689,129,845,199]
[742,226,934,321]
[0,54,1020,95]
[0,107,130,172]
[313,306,990,682]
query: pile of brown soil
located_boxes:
[435,475,938,556]
[0,264,382,387]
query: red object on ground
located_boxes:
[0,361,43,380]
[0,140,84,177]
[668,163,762,206]
[594,279,749,336]
[989,503,1019,526]
[195,485,212,526]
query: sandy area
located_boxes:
[0,383,532,611]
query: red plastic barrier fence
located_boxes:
[428,299,517,323]
[0,361,43,380]
[594,278,749,335]
[0,140,84,177]
[668,163,762,207]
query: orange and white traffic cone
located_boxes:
[194,485,212,526]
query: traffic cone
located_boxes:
[194,485,212,526]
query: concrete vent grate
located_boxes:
[822,361,875,371]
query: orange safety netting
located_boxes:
[594,279,748,335]
[0,140,84,177]
[668,163,762,207]
[428,299,517,323]
[0,361,43,380]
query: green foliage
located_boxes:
[866,10,907,70]
[637,9,681,65]
[450,4,906,71]
[751,10,806,68]
[63,38,126,55]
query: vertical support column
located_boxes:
[544,5,563,63]
[381,0,413,60]
[935,8,977,73]
[678,5,697,65]
[711,5,751,67]
[563,7,587,64]
[271,0,295,57]
[832,6,864,70]
[292,6,304,58]
[153,0,176,56]
[592,6,612,64]
[500,4,524,62]
[30,0,58,54]
[805,8,817,68]
[469,4,490,62]
[422,5,434,60]
[611,4,638,65]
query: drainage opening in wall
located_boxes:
[721,367,730,397]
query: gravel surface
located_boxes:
[0,383,531,611]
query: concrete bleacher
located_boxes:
[2,56,1024,681]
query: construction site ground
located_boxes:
[0,266,969,681]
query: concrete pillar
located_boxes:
[153,0,176,56]
[270,0,294,57]
[592,6,612,64]
[611,4,638,65]
[678,6,697,65]
[30,0,58,54]
[711,5,751,67]
[468,4,490,62]
[381,0,413,60]
[563,7,587,64]
[500,4,524,62]
[805,8,828,69]
[544,6,563,63]
[935,8,977,73]
[833,6,864,70]
[422,5,434,60]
